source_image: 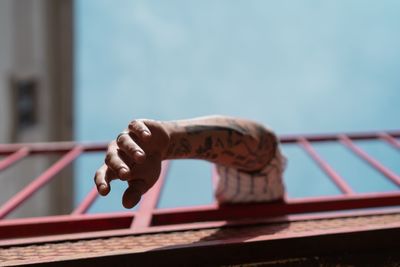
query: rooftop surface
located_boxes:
[1,209,400,266]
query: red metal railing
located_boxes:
[0,130,399,247]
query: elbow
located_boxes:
[254,125,279,169]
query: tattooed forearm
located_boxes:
[162,116,278,172]
[184,125,246,136]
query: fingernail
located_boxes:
[135,150,144,157]
[99,184,107,193]
[142,131,151,138]
[119,167,128,176]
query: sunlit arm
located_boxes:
[94,115,278,208]
[161,116,278,172]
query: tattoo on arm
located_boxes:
[166,138,192,158]
[184,125,246,136]
[165,118,277,172]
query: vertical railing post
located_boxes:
[130,161,170,231]
[298,137,354,195]
[379,132,400,150]
[72,187,99,215]
[339,135,400,187]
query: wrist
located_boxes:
[159,121,182,160]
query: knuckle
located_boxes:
[129,119,146,131]
[129,120,138,127]
[105,154,112,165]
[107,142,114,150]
[136,120,144,127]
[129,146,138,155]
[107,143,115,154]
[95,170,101,178]
[117,136,125,147]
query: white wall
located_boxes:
[0,0,73,218]
[0,0,13,143]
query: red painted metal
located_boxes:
[0,212,134,240]
[1,130,400,247]
[130,161,170,230]
[7,215,398,266]
[3,205,400,248]
[0,142,106,155]
[0,146,83,219]
[298,137,354,195]
[339,135,400,186]
[380,132,400,149]
[151,191,400,226]
[0,147,29,171]
[279,130,400,143]
[72,186,99,215]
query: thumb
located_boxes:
[122,180,147,209]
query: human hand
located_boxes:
[94,119,170,208]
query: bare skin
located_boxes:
[94,115,278,208]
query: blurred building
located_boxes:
[0,0,73,218]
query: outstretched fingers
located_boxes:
[98,119,163,208]
[116,133,146,163]
[105,142,132,179]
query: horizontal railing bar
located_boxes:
[0,212,134,240]
[1,211,134,225]
[72,187,99,215]
[152,191,400,226]
[298,138,354,195]
[379,132,400,149]
[0,142,107,155]
[0,146,84,219]
[0,147,29,171]
[339,135,400,187]
[1,130,399,155]
[280,130,400,143]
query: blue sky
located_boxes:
[74,0,400,212]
